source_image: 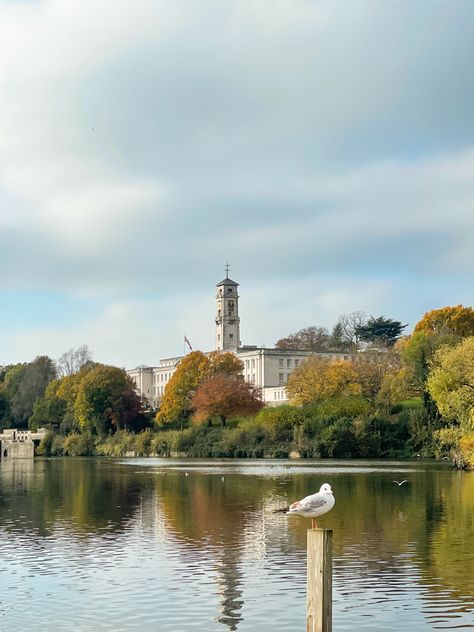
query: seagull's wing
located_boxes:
[393,480,400,484]
[299,493,328,512]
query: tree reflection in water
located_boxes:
[0,458,472,631]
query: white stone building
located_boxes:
[127,273,351,409]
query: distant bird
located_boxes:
[90,128,96,132]
[284,483,335,529]
[185,472,189,477]
[393,480,407,486]
[221,476,225,482]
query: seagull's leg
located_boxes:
[311,518,317,529]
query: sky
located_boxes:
[0,0,473,368]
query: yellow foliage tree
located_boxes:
[155,351,210,427]
[353,351,401,402]
[427,337,474,430]
[207,351,243,377]
[286,356,361,406]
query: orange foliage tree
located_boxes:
[191,374,263,426]
[414,305,474,338]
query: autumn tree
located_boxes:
[75,365,142,435]
[155,351,210,427]
[275,326,330,351]
[355,316,407,348]
[286,356,361,406]
[353,351,401,402]
[427,337,474,431]
[192,374,263,426]
[207,351,243,377]
[414,305,474,338]
[401,306,474,414]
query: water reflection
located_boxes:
[0,458,472,631]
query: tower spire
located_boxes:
[224,261,231,278]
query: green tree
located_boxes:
[3,357,56,427]
[29,379,67,431]
[355,316,407,348]
[75,365,142,435]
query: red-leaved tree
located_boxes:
[191,374,263,426]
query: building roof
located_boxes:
[215,277,239,287]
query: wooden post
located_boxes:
[307,529,332,632]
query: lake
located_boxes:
[0,458,473,631]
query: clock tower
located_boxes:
[215,266,240,352]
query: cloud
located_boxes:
[0,0,473,365]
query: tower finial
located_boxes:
[224,261,231,278]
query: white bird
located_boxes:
[393,480,407,486]
[286,483,335,529]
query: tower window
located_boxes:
[227,288,233,293]
[279,373,284,385]
[287,359,291,367]
[279,359,284,368]
[229,333,234,339]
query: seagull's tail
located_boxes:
[272,507,290,514]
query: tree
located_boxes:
[336,311,367,350]
[286,356,361,406]
[355,316,407,348]
[29,380,67,431]
[155,351,210,427]
[427,337,474,431]
[207,351,243,377]
[3,357,56,427]
[353,351,401,402]
[414,305,474,338]
[75,365,142,435]
[56,344,93,377]
[275,326,330,352]
[328,322,349,352]
[192,374,263,425]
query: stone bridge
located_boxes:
[0,428,47,459]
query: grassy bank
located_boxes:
[37,398,441,460]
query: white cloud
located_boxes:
[0,0,473,364]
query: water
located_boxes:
[0,458,473,631]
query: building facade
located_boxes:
[127,273,351,409]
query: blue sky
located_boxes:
[0,0,473,368]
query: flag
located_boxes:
[184,335,192,351]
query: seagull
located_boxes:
[393,480,407,486]
[286,483,335,529]
[185,472,189,477]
